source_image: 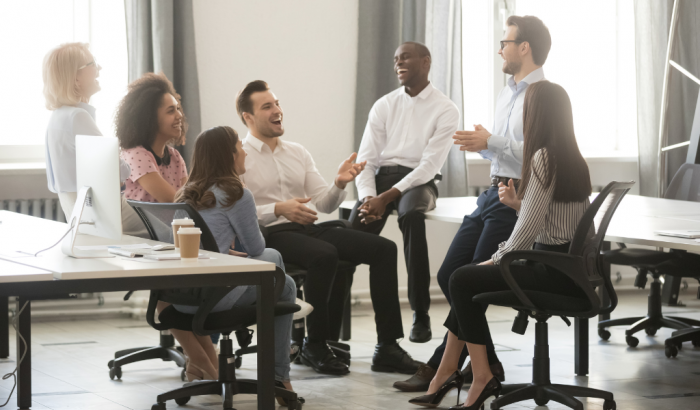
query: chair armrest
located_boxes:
[317,219,353,229]
[499,250,599,317]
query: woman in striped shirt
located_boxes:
[409,81,592,410]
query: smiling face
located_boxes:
[244,90,284,139]
[233,138,247,175]
[156,93,184,143]
[393,43,429,87]
[498,25,523,75]
[75,51,101,101]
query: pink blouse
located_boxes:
[121,146,187,203]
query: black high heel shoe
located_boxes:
[449,376,502,410]
[409,370,464,408]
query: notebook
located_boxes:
[654,230,700,239]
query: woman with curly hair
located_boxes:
[115,72,188,203]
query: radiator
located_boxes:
[3,198,65,222]
[468,185,604,196]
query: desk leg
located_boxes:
[256,272,275,410]
[17,297,31,410]
[0,296,8,358]
[575,317,588,376]
[599,241,611,322]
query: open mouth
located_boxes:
[397,68,408,75]
[271,117,282,126]
[173,122,182,129]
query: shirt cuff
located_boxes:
[393,179,410,193]
[257,203,278,226]
[487,135,508,154]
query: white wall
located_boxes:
[193,0,359,184]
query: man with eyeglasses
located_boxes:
[393,15,551,393]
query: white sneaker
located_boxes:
[293,298,314,320]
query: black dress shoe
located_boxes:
[328,344,351,367]
[410,312,432,343]
[372,342,424,374]
[299,338,350,375]
[409,370,464,408]
[462,361,506,384]
[393,363,436,392]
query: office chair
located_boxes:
[599,164,700,347]
[476,181,633,410]
[107,200,222,381]
[233,221,358,369]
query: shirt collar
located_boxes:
[507,67,545,93]
[77,102,97,120]
[245,131,285,153]
[402,81,435,100]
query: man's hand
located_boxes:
[478,259,495,266]
[274,197,318,225]
[228,249,248,258]
[335,152,367,189]
[453,124,492,152]
[358,188,401,224]
[498,179,521,211]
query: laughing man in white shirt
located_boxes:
[351,42,460,344]
[394,16,552,393]
[237,80,424,377]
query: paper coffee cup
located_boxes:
[178,227,202,261]
[172,218,195,248]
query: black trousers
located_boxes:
[427,187,518,369]
[444,243,584,345]
[266,223,404,343]
[349,172,438,313]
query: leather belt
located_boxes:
[491,176,520,187]
[377,165,442,181]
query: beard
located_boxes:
[502,59,522,75]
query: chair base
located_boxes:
[664,327,700,358]
[598,278,700,347]
[492,383,615,410]
[108,332,186,380]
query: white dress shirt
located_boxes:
[480,67,546,179]
[242,132,347,227]
[45,102,130,193]
[355,82,460,200]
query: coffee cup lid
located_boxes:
[172,218,195,226]
[178,227,202,235]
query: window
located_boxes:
[0,0,127,156]
[462,0,637,155]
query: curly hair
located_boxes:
[115,72,188,150]
[175,126,244,210]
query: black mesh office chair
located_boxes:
[107,201,220,381]
[476,181,634,410]
[599,164,700,347]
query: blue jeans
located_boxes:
[427,187,517,369]
[175,248,295,382]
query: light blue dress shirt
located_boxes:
[479,67,546,179]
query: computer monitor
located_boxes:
[61,135,122,258]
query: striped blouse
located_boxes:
[492,149,589,264]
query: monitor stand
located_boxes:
[61,186,111,259]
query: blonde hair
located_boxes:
[42,42,92,110]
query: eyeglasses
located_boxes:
[78,59,99,70]
[500,40,523,50]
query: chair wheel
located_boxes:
[692,339,700,347]
[598,329,611,341]
[107,359,115,368]
[645,326,657,336]
[181,368,187,381]
[235,356,242,369]
[603,399,616,410]
[175,396,190,405]
[535,398,549,405]
[151,403,166,410]
[109,366,122,380]
[625,335,639,347]
[665,344,678,358]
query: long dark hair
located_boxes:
[115,72,187,150]
[518,81,591,202]
[175,126,243,210]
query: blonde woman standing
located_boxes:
[42,42,146,237]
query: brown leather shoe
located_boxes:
[393,363,436,392]
[462,361,505,383]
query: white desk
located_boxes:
[0,211,279,410]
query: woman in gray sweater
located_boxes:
[174,126,302,405]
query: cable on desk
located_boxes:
[0,300,29,407]
[31,220,95,257]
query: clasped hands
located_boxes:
[274,153,366,225]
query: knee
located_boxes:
[399,209,425,224]
[260,248,286,274]
[437,265,454,292]
[282,274,296,303]
[448,267,471,297]
[377,237,397,258]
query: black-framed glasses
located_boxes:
[500,40,523,50]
